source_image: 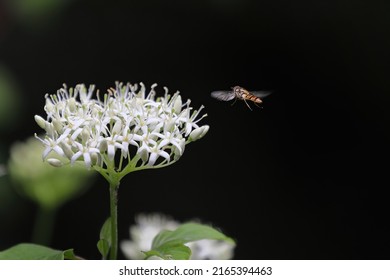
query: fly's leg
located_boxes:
[253,102,263,109]
[243,99,253,111]
[230,97,238,106]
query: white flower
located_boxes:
[187,239,235,260]
[120,213,179,260]
[34,82,208,180]
[120,213,235,260]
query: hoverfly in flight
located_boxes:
[211,86,271,110]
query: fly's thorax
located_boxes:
[233,86,246,99]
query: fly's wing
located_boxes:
[210,91,235,101]
[250,91,272,99]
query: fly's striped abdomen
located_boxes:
[241,92,263,104]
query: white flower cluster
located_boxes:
[120,213,235,260]
[34,82,208,176]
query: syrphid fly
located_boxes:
[211,86,271,110]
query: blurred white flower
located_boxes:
[121,213,179,260]
[187,239,235,260]
[7,136,94,209]
[120,213,235,260]
[34,82,208,180]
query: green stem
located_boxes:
[109,180,120,260]
[32,206,56,246]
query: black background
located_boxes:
[1,0,390,259]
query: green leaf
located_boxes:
[144,244,192,260]
[97,218,111,259]
[152,222,235,248]
[145,222,235,260]
[63,249,79,260]
[0,243,76,260]
[97,240,110,259]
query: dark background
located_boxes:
[1,0,389,259]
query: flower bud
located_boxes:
[99,139,108,152]
[173,138,186,160]
[68,97,77,112]
[44,98,54,112]
[81,127,90,143]
[47,158,63,167]
[52,119,63,133]
[45,122,55,136]
[138,146,148,163]
[112,119,122,135]
[78,84,88,102]
[189,125,209,142]
[34,115,46,130]
[91,152,100,166]
[199,125,209,138]
[60,142,74,160]
[173,94,182,113]
[164,119,175,132]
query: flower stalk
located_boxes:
[31,206,57,246]
[109,181,119,260]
